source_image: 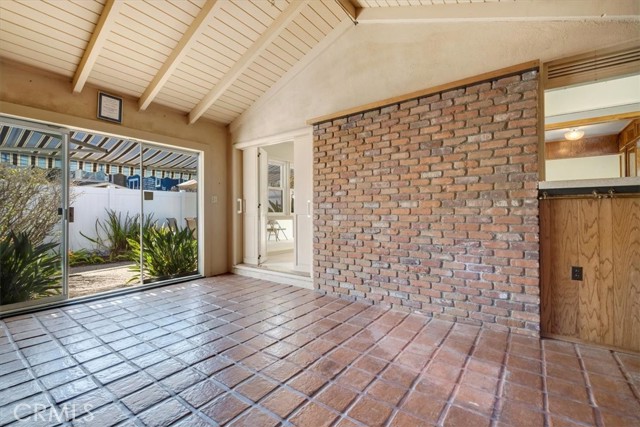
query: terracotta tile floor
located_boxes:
[1,274,639,426]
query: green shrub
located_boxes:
[0,164,64,245]
[127,225,197,282]
[0,231,61,305]
[81,209,154,261]
[68,249,105,267]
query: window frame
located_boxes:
[267,159,295,216]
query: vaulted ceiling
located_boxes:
[0,0,637,126]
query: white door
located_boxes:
[293,132,313,273]
[258,147,268,265]
[242,147,259,265]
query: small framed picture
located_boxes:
[97,92,122,123]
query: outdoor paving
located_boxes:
[0,274,638,426]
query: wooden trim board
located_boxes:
[545,111,640,131]
[307,60,540,125]
[542,332,639,356]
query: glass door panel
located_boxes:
[141,144,199,283]
[66,132,142,296]
[0,121,66,310]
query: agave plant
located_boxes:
[127,225,197,282]
[0,231,61,305]
[81,209,154,261]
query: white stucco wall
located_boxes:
[230,20,640,143]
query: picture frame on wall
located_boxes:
[97,92,123,124]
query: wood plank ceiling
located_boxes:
[0,0,533,125]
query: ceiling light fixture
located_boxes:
[564,128,585,141]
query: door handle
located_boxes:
[57,207,75,222]
[236,198,243,214]
[306,200,311,218]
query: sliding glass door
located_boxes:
[66,133,142,297]
[0,116,201,314]
[140,143,199,283]
[0,119,67,310]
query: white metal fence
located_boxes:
[69,187,196,252]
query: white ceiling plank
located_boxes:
[287,15,321,47]
[230,79,263,98]
[357,0,640,23]
[121,2,182,43]
[246,60,280,83]
[303,4,334,35]
[226,85,260,104]
[99,36,165,69]
[315,1,343,29]
[270,38,303,63]
[72,0,123,93]
[88,70,146,95]
[139,0,222,111]
[114,16,176,54]
[260,49,293,73]
[174,63,224,87]
[230,19,353,133]
[0,44,76,75]
[0,21,85,58]
[188,0,309,124]
[0,10,90,49]
[235,74,271,94]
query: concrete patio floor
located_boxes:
[0,274,638,426]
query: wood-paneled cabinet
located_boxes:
[619,119,640,177]
[540,197,640,352]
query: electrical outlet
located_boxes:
[571,266,583,281]
[211,195,218,204]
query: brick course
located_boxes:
[312,69,540,336]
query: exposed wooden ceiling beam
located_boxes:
[335,0,360,22]
[357,0,640,23]
[188,0,309,124]
[72,0,123,93]
[139,0,221,111]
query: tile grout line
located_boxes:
[324,312,425,427]
[30,311,144,426]
[103,282,326,426]
[489,331,512,427]
[380,319,457,427]
[574,344,605,427]
[283,310,419,427]
[110,284,382,426]
[540,339,551,427]
[214,299,390,427]
[612,352,640,403]
[47,293,237,426]
[207,294,398,425]
[20,280,372,427]
[1,318,72,427]
[435,325,487,427]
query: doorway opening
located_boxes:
[239,128,313,282]
[261,142,295,273]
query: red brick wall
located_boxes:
[312,69,540,336]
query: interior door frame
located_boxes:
[236,127,313,273]
[258,147,268,266]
